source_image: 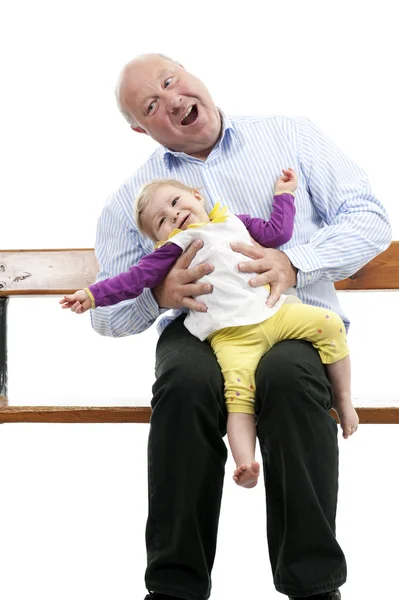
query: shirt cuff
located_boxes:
[135,287,161,321]
[283,243,323,288]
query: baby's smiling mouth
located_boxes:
[179,214,190,229]
[181,105,198,126]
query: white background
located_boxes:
[1,1,398,599]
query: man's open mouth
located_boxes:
[181,105,198,126]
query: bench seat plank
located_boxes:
[0,406,398,424]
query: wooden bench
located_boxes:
[1,245,398,424]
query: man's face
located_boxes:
[142,184,210,242]
[120,56,222,159]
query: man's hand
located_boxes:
[230,242,297,308]
[153,240,214,312]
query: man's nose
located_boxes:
[167,94,182,115]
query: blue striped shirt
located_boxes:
[91,113,392,337]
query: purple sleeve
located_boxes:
[89,243,183,308]
[237,193,295,248]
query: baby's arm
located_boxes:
[237,168,297,248]
[59,243,183,313]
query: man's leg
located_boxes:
[255,340,347,598]
[145,316,227,600]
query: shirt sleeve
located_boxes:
[236,193,295,248]
[89,243,182,308]
[281,118,392,289]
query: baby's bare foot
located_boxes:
[336,405,359,439]
[233,461,260,488]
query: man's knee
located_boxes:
[153,348,225,419]
[255,340,331,409]
[155,357,222,395]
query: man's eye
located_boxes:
[164,77,173,88]
[148,101,156,114]
[171,197,179,207]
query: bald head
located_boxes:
[116,53,179,126]
[113,53,221,160]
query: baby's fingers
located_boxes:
[71,301,83,313]
[59,296,74,309]
[72,301,90,314]
[280,168,293,180]
[60,293,77,303]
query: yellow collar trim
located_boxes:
[155,202,229,248]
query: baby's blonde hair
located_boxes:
[135,179,201,241]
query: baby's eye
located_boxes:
[159,217,166,227]
[171,197,179,206]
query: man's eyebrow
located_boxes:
[159,69,172,80]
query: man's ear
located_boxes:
[131,125,148,135]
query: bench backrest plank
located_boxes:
[335,241,399,290]
[0,249,99,295]
[0,242,398,296]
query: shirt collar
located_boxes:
[161,110,238,169]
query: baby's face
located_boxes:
[142,184,210,241]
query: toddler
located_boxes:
[60,169,359,488]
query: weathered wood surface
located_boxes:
[0,249,99,294]
[0,405,398,424]
[0,242,398,295]
[0,406,151,423]
[335,241,399,290]
[0,406,399,425]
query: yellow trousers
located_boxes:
[207,303,349,415]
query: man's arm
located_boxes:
[89,244,183,308]
[283,118,392,288]
[234,118,392,306]
[237,192,295,248]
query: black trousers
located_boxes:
[145,315,347,599]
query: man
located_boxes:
[91,53,391,600]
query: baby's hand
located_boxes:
[59,289,92,314]
[274,168,298,194]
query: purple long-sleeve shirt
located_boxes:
[89,193,295,308]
